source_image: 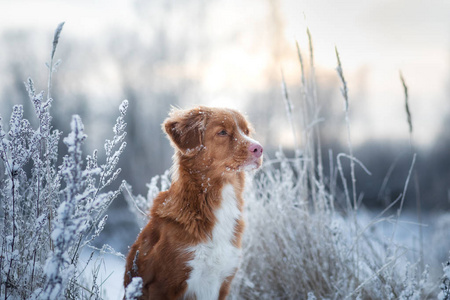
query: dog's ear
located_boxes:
[163,107,208,155]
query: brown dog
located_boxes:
[124,106,263,299]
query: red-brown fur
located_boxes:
[124,106,262,300]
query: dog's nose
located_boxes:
[249,143,263,158]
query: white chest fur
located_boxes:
[184,184,242,300]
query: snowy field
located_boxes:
[1,19,449,299]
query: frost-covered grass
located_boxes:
[229,151,432,299]
[439,258,450,300]
[0,23,127,299]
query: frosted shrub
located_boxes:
[439,259,450,300]
[229,154,430,299]
[0,23,127,299]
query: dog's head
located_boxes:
[163,106,263,178]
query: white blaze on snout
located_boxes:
[235,121,262,151]
[234,118,263,169]
[243,133,262,152]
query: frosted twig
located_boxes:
[122,182,147,217]
[400,71,412,135]
[281,69,299,150]
[48,22,64,102]
[345,250,408,299]
[390,153,416,243]
[400,72,423,271]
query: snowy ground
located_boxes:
[82,251,125,300]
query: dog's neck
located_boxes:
[156,152,245,243]
[172,151,245,192]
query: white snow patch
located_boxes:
[82,251,125,300]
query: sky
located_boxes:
[291,0,450,146]
[0,0,449,148]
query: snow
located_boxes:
[124,277,143,300]
[83,251,126,300]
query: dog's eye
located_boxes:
[244,129,250,135]
[217,130,228,136]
